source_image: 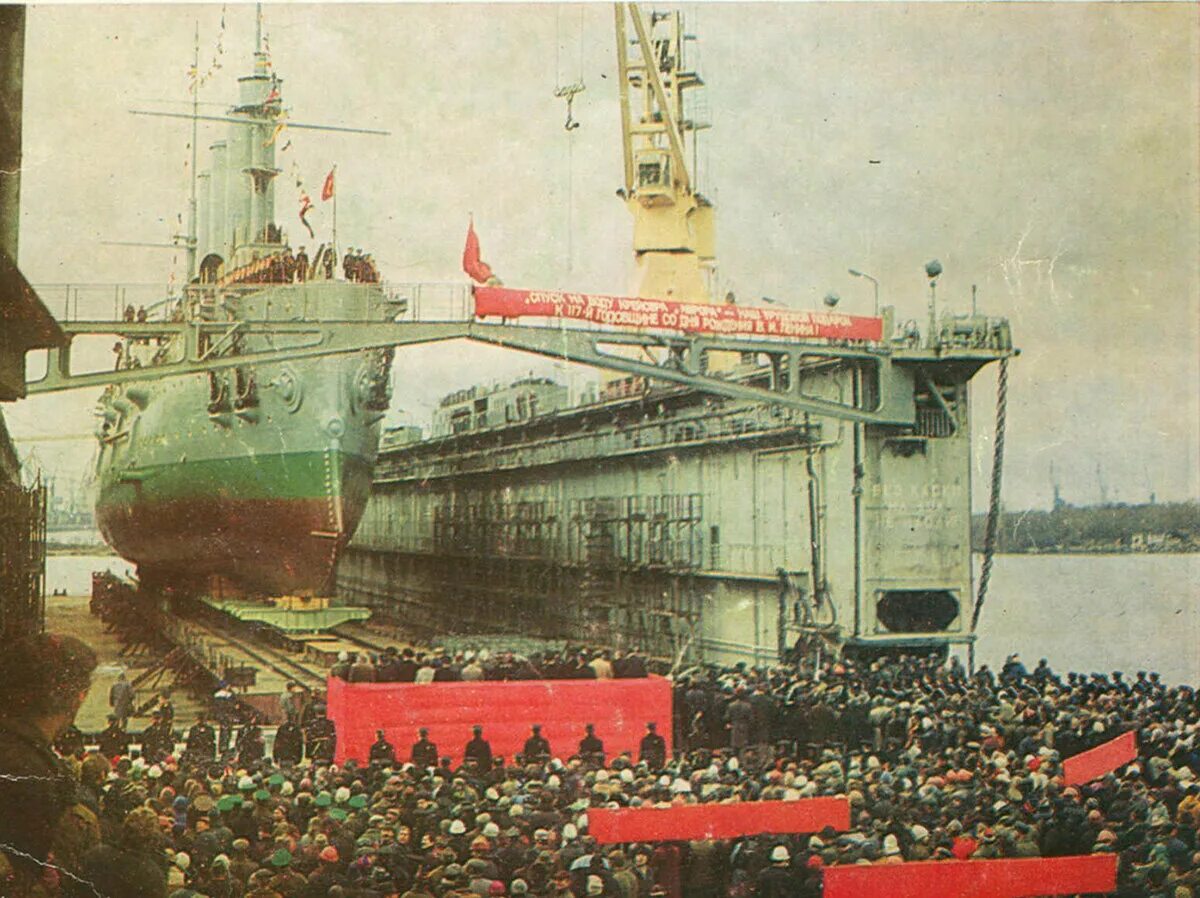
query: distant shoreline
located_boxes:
[47,544,117,557]
[987,548,1198,557]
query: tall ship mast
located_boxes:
[94,17,396,598]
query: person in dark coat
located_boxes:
[306,713,337,763]
[273,718,304,766]
[522,725,552,764]
[579,724,605,766]
[140,709,175,762]
[236,717,265,766]
[70,806,167,898]
[464,725,493,772]
[0,633,98,893]
[411,728,438,768]
[98,715,131,758]
[294,246,309,282]
[55,723,86,759]
[370,729,397,765]
[109,671,135,728]
[639,722,667,769]
[183,713,217,766]
[725,690,755,751]
[754,846,797,898]
[395,649,420,683]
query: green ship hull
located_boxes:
[95,282,394,596]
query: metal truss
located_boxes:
[27,318,922,425]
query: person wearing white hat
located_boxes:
[881,834,903,863]
[755,845,796,897]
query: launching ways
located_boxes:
[23,303,1014,427]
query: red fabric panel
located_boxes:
[823,855,1118,898]
[589,798,850,845]
[1064,731,1139,786]
[326,676,672,767]
[474,285,884,342]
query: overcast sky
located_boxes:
[8,2,1198,511]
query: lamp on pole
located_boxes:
[847,269,879,316]
[925,259,943,349]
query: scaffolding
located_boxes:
[0,477,47,638]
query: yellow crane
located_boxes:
[615,3,715,306]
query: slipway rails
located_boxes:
[22,302,1014,427]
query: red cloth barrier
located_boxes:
[1063,731,1138,786]
[823,855,1117,898]
[326,676,672,767]
[589,798,850,844]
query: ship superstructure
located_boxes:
[338,5,1016,663]
[94,27,397,598]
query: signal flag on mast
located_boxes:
[298,192,315,239]
[321,168,335,202]
[462,218,495,284]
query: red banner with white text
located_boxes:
[326,676,672,767]
[823,855,1117,898]
[474,286,883,342]
[589,798,850,844]
[1063,731,1139,786]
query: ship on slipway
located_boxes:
[93,23,396,597]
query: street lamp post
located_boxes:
[847,269,879,316]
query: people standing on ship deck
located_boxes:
[294,246,309,282]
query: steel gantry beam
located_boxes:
[26,319,918,425]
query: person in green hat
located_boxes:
[268,847,306,897]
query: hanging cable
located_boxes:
[969,356,1010,671]
[552,7,586,273]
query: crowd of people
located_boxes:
[2,632,1198,898]
[214,243,379,288]
[329,648,649,684]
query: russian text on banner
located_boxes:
[326,675,672,767]
[474,285,883,342]
[1063,731,1138,786]
[589,798,850,845]
[823,854,1118,898]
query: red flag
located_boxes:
[462,219,495,284]
[321,169,335,202]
